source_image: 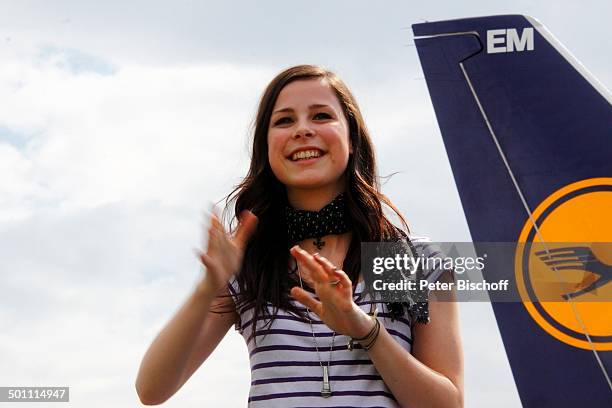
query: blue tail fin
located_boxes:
[413,15,612,407]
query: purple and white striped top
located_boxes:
[227,236,445,407]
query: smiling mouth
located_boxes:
[289,149,324,161]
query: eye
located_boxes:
[273,116,293,126]
[313,112,332,120]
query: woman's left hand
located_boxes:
[289,245,374,338]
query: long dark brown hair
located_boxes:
[219,64,410,341]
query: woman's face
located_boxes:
[267,78,352,195]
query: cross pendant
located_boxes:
[313,236,325,250]
[321,365,332,397]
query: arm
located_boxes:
[135,286,237,405]
[290,248,463,408]
[365,270,464,408]
[136,208,258,405]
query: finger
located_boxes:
[312,254,339,277]
[206,203,219,227]
[211,218,232,250]
[290,246,327,282]
[199,251,220,272]
[234,210,258,248]
[210,212,226,234]
[201,211,213,247]
[312,255,353,291]
[331,268,352,287]
[208,226,224,253]
[290,287,322,315]
[208,213,235,256]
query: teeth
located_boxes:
[292,150,321,161]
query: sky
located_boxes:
[0,1,610,407]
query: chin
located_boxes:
[287,180,328,190]
[286,176,345,191]
[274,169,346,191]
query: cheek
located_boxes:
[267,132,287,176]
[321,128,351,157]
[267,128,287,151]
[267,132,280,156]
[335,135,352,170]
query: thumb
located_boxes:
[234,210,258,248]
[291,287,322,315]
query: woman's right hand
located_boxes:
[197,208,258,296]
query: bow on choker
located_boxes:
[285,193,350,249]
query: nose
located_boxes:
[292,120,314,139]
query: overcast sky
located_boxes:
[0,1,610,407]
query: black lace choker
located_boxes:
[285,193,350,249]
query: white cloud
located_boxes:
[0,50,277,218]
[0,201,252,406]
[0,46,268,406]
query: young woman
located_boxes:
[136,65,463,407]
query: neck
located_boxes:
[297,231,352,255]
[291,231,353,277]
[286,186,344,211]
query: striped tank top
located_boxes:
[227,236,445,407]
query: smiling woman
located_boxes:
[135,64,463,408]
[267,78,353,206]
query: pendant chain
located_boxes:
[294,260,377,397]
[296,264,335,397]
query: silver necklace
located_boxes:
[296,265,336,398]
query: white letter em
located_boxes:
[487,27,534,54]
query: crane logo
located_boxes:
[515,178,612,351]
[535,246,611,299]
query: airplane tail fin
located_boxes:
[412,15,612,407]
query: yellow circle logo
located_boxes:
[515,178,612,350]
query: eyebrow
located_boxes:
[272,104,331,115]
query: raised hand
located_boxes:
[289,245,374,339]
[197,207,258,296]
